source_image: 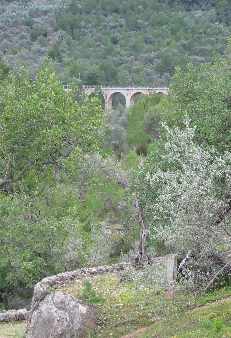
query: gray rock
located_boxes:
[26,292,96,338]
[0,308,28,322]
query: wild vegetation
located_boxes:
[1,1,231,337]
[1,0,231,85]
[1,50,231,334]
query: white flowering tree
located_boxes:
[135,121,231,269]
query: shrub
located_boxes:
[80,280,105,305]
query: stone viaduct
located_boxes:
[81,86,169,111]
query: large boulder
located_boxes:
[26,292,96,338]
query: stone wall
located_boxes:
[0,256,177,323]
[0,308,28,322]
[0,263,129,323]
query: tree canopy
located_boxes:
[0,64,104,193]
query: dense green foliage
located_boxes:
[0,63,103,193]
[2,52,231,309]
[136,122,231,263]
[1,5,231,333]
[0,65,140,305]
[0,64,114,304]
[170,59,231,151]
[129,52,231,287]
[54,0,230,85]
[127,95,164,151]
[1,0,231,85]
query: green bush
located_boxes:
[80,280,105,305]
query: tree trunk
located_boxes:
[134,199,149,265]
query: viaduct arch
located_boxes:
[81,86,168,111]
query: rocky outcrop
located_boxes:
[26,292,96,338]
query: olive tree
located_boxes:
[135,121,231,282]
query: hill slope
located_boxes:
[0,0,61,73]
[0,0,231,85]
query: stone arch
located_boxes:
[107,92,127,111]
[130,91,145,105]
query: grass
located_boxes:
[196,285,231,306]
[62,273,231,338]
[59,272,189,337]
[0,322,25,338]
[139,296,231,338]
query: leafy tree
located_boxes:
[0,194,70,298]
[135,121,231,283]
[100,61,118,85]
[0,152,131,300]
[127,95,164,154]
[0,63,104,193]
[168,59,231,151]
[0,63,105,302]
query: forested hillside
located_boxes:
[1,0,231,85]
